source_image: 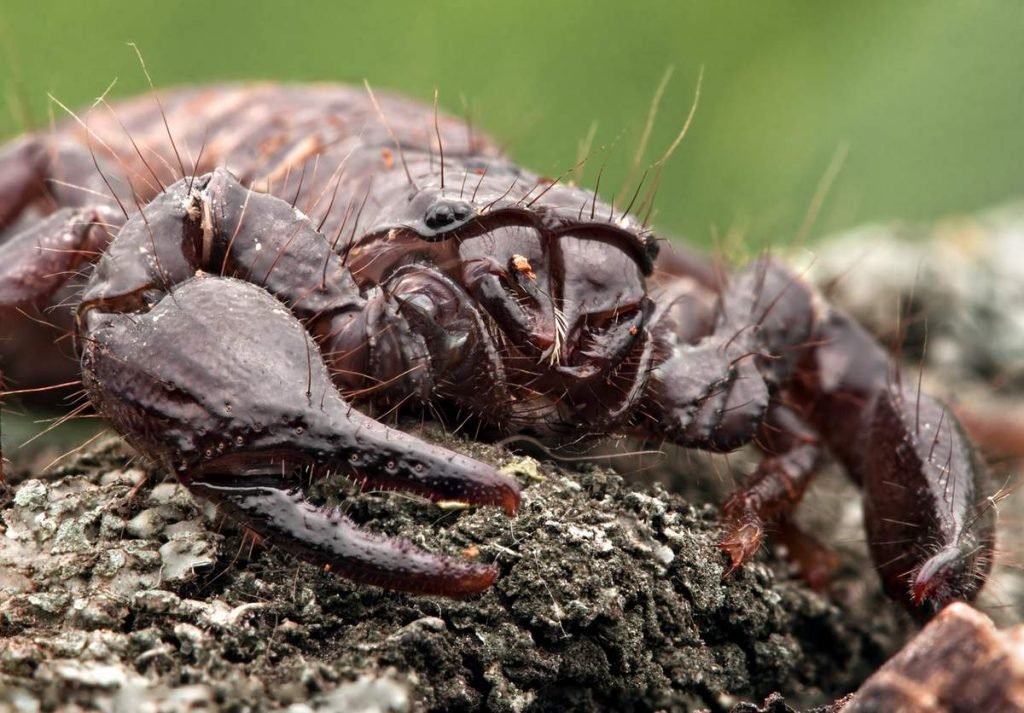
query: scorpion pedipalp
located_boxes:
[81,275,518,595]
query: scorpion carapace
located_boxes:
[0,84,994,617]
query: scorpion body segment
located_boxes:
[0,84,994,615]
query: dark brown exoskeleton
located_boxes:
[0,84,995,617]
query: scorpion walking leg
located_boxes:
[0,139,126,305]
[0,203,122,414]
[0,138,52,229]
[796,309,996,619]
[0,138,126,388]
[719,404,827,578]
[647,257,994,617]
[81,278,519,595]
[0,206,121,306]
[0,140,125,479]
[771,519,841,591]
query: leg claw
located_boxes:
[720,521,764,574]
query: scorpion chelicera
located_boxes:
[0,83,995,619]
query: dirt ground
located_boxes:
[0,421,912,713]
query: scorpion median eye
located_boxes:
[424,199,473,232]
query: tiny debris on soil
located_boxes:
[0,423,907,713]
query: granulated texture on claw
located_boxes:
[0,431,906,712]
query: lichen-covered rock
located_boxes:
[806,202,1024,390]
[0,426,905,712]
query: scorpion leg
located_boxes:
[797,308,996,619]
[0,139,127,480]
[76,169,519,595]
[0,205,121,306]
[646,259,824,576]
[0,138,49,229]
[0,139,128,306]
[0,139,125,390]
[647,257,994,617]
[718,404,826,576]
[771,519,841,591]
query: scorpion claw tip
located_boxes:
[719,521,763,573]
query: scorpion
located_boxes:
[0,83,995,620]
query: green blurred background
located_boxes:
[2,0,1023,249]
